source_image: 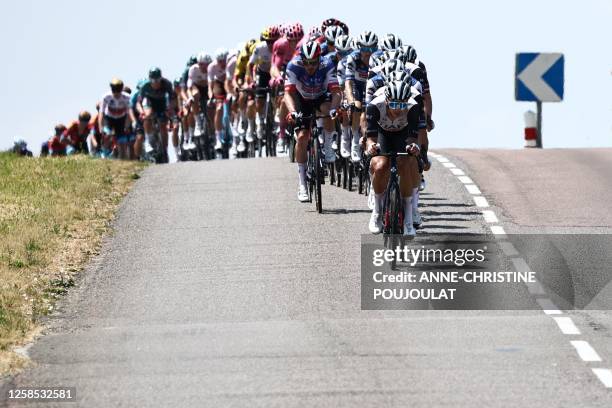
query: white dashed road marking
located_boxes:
[465,184,482,195]
[553,317,581,335]
[570,341,602,362]
[481,210,499,223]
[473,196,489,207]
[434,151,611,389]
[536,298,562,315]
[490,226,506,235]
[592,369,612,388]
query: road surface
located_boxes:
[2,149,611,407]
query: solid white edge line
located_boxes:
[473,196,489,207]
[570,341,602,362]
[481,210,499,223]
[592,369,612,388]
[450,168,465,176]
[465,184,482,195]
[457,176,474,184]
[536,298,562,315]
[553,317,581,335]
[442,162,456,168]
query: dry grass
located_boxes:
[0,152,146,376]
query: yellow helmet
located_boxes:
[110,78,124,91]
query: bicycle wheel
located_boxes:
[288,134,295,162]
[348,162,354,191]
[386,185,402,268]
[313,134,323,213]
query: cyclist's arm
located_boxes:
[364,103,380,153]
[325,67,342,110]
[344,58,356,105]
[98,99,106,131]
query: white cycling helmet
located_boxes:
[357,30,378,48]
[385,70,411,84]
[215,48,228,61]
[324,25,344,43]
[381,33,403,51]
[383,49,403,63]
[300,40,322,60]
[369,53,384,70]
[335,35,352,54]
[385,80,411,101]
[401,45,418,63]
[381,59,405,78]
[197,52,212,64]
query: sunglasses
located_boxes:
[388,101,409,110]
[303,58,319,67]
[360,47,377,53]
[150,77,161,83]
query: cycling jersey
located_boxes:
[272,38,297,72]
[187,64,208,88]
[249,41,273,73]
[345,51,370,84]
[100,92,131,118]
[285,55,340,100]
[411,59,430,93]
[365,75,422,105]
[366,89,425,135]
[207,60,226,84]
[235,42,256,79]
[226,52,237,79]
[63,121,91,147]
[139,78,174,103]
[336,56,348,87]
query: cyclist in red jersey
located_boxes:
[270,23,303,152]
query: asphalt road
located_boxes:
[2,149,611,407]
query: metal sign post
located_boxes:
[536,101,542,148]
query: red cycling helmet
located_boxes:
[321,18,349,36]
[287,22,304,40]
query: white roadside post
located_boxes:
[523,110,537,148]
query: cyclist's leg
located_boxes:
[277,94,288,150]
[255,72,270,139]
[142,97,156,154]
[246,93,256,142]
[316,98,336,163]
[294,95,314,201]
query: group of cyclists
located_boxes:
[36,17,434,238]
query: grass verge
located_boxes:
[0,152,146,376]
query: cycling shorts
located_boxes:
[255,71,271,99]
[376,128,418,154]
[351,81,366,104]
[103,115,127,138]
[293,92,331,130]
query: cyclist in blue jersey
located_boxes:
[334,34,353,159]
[321,25,344,56]
[130,79,146,159]
[285,41,342,202]
[345,30,378,163]
[138,67,176,162]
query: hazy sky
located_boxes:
[1,0,610,153]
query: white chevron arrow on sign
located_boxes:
[517,53,562,102]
